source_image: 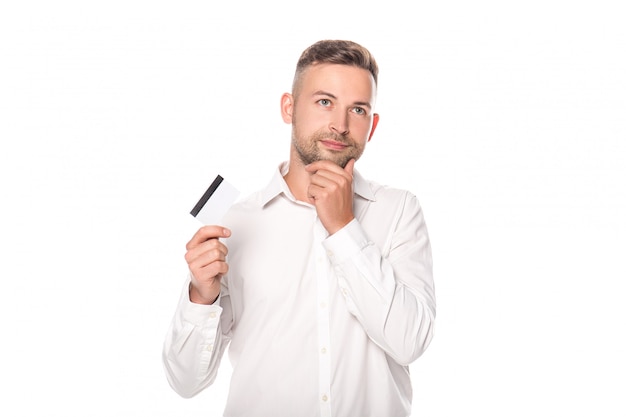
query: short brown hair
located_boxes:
[292,40,378,92]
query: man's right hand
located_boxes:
[184,225,231,305]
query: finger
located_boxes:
[308,160,353,181]
[185,240,228,265]
[305,160,345,174]
[306,183,322,201]
[193,258,229,280]
[308,171,338,188]
[186,225,231,250]
[188,247,229,278]
[309,168,351,190]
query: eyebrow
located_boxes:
[312,90,372,110]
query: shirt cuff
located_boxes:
[179,278,223,326]
[322,218,371,264]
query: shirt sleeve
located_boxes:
[322,192,436,365]
[162,276,232,398]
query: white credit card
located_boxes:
[190,175,240,225]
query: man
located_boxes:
[163,39,436,417]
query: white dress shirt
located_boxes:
[163,162,436,417]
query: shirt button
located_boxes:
[206,344,213,352]
[321,347,327,354]
[326,250,334,258]
[209,312,217,319]
[320,302,327,309]
[321,394,328,402]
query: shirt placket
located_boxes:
[314,218,332,417]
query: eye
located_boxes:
[352,107,366,115]
[318,99,331,107]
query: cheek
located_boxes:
[294,110,324,133]
[352,118,373,139]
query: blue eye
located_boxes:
[353,107,366,115]
[319,99,331,106]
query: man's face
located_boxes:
[284,63,379,168]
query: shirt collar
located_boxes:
[260,161,376,207]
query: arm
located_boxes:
[162,280,232,398]
[305,160,435,364]
[323,193,436,365]
[162,225,234,397]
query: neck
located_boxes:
[283,152,311,203]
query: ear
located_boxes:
[368,113,380,142]
[281,93,294,124]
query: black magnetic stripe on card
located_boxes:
[190,175,224,217]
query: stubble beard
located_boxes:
[291,122,364,169]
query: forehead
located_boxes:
[296,63,376,101]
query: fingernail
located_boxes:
[223,228,231,237]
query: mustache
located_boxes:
[311,131,354,145]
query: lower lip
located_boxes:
[320,141,348,151]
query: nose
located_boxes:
[329,111,349,136]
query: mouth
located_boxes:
[319,139,349,151]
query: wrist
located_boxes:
[189,283,220,305]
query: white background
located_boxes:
[1,1,625,416]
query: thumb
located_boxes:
[345,158,356,176]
